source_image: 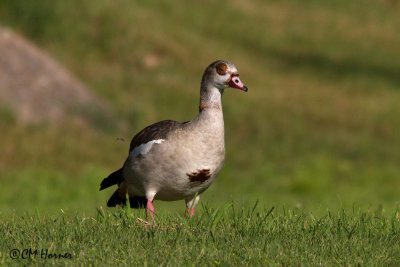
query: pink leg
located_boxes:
[185,195,200,218]
[146,200,155,218]
[186,207,195,218]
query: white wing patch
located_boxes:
[130,139,165,157]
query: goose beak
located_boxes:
[228,75,248,92]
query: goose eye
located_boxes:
[216,63,227,75]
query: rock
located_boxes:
[0,26,119,129]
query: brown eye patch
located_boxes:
[216,63,228,75]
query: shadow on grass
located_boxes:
[274,49,400,86]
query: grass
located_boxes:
[1,205,400,265]
[0,0,400,264]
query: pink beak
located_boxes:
[228,75,248,92]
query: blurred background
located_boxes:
[0,0,399,215]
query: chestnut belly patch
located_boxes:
[187,169,211,183]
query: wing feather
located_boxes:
[128,120,182,154]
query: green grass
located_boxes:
[1,0,400,264]
[1,205,400,265]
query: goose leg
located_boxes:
[146,191,157,219]
[146,200,155,218]
[185,195,200,218]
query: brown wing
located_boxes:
[128,120,183,154]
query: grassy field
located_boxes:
[1,0,400,264]
[1,205,400,265]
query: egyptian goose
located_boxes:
[100,60,248,218]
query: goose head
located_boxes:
[201,60,248,92]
